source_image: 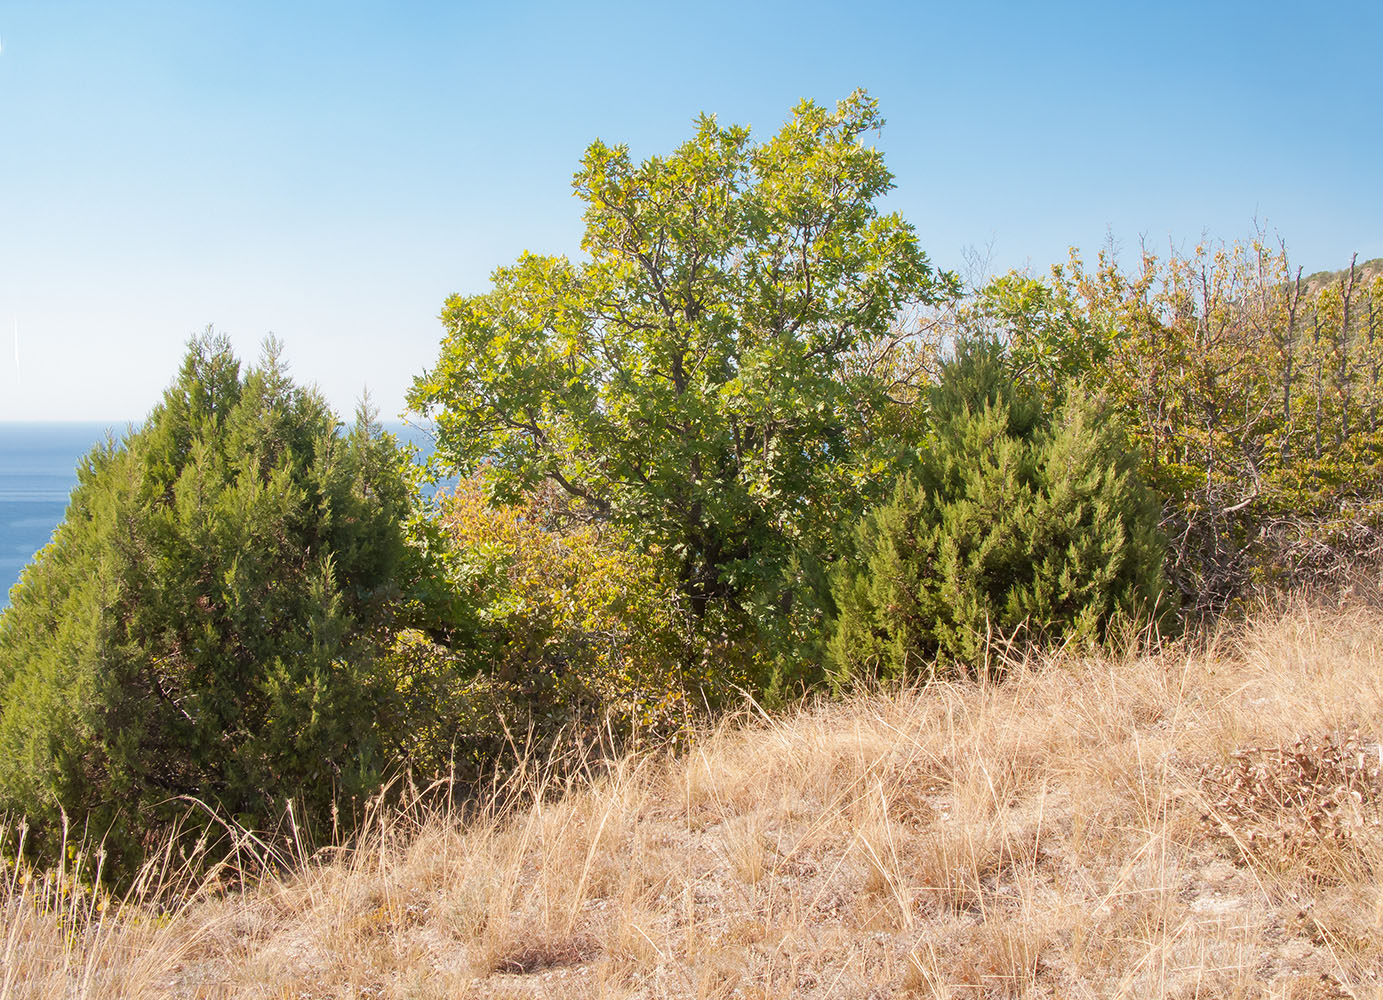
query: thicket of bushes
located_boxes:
[2,93,1379,876]
[973,244,1383,609]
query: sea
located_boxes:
[0,422,437,612]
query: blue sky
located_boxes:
[1,0,1379,421]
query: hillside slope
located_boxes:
[5,603,1383,999]
[1300,256,1383,295]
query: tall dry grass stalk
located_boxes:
[3,598,1381,998]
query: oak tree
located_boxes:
[409,92,956,672]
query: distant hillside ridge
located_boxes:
[1299,254,1382,295]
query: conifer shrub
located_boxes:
[0,334,463,869]
[828,339,1168,683]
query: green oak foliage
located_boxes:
[829,339,1168,682]
[409,92,956,679]
[0,335,452,866]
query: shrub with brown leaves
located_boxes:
[1198,731,1383,880]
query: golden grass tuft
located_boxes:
[4,597,1383,998]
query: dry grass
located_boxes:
[4,599,1383,998]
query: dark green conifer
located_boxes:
[0,334,447,866]
[828,339,1168,682]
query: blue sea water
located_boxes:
[0,423,120,612]
[0,422,438,612]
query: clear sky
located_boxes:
[1,1,1379,422]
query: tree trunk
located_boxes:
[1282,266,1303,466]
[1313,311,1324,461]
[1339,254,1358,445]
